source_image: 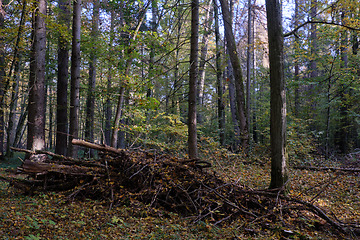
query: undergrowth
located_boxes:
[0,144,358,239]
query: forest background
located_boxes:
[0,0,359,161]
[0,0,360,238]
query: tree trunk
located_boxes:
[105,9,115,146]
[27,0,47,153]
[309,0,317,79]
[188,0,199,159]
[5,0,26,156]
[293,0,300,117]
[110,3,149,148]
[214,0,225,146]
[307,0,317,119]
[219,0,249,148]
[251,12,257,143]
[85,0,99,157]
[337,10,349,154]
[55,0,71,156]
[69,0,82,157]
[147,0,158,99]
[265,0,288,189]
[246,0,252,141]
[6,61,20,156]
[0,0,6,156]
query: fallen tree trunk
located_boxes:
[71,139,123,155]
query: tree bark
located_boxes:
[188,0,199,159]
[56,0,71,156]
[266,0,288,189]
[27,0,47,154]
[219,0,249,148]
[69,0,82,157]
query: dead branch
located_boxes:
[71,139,124,155]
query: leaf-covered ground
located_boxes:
[0,151,359,239]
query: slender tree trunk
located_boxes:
[188,0,199,159]
[4,0,26,156]
[294,0,300,116]
[307,0,317,121]
[325,61,334,159]
[252,12,257,143]
[338,10,349,154]
[56,0,70,155]
[219,0,249,148]
[6,61,20,156]
[225,0,241,148]
[246,0,252,141]
[27,0,47,153]
[309,0,317,79]
[0,0,5,156]
[169,4,184,114]
[14,92,28,148]
[214,0,225,146]
[110,5,149,147]
[85,0,99,157]
[266,0,288,189]
[105,9,115,146]
[69,0,82,157]
[147,0,158,99]
[47,82,54,149]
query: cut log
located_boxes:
[17,159,104,176]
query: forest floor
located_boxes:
[0,149,359,239]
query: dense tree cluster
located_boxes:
[0,0,359,189]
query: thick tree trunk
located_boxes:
[69,0,82,157]
[214,0,225,146]
[266,0,288,189]
[56,0,70,156]
[85,0,100,157]
[27,0,47,153]
[188,0,199,159]
[219,0,249,148]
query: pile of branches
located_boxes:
[4,140,360,237]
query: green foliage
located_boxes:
[287,118,317,165]
[140,112,188,154]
